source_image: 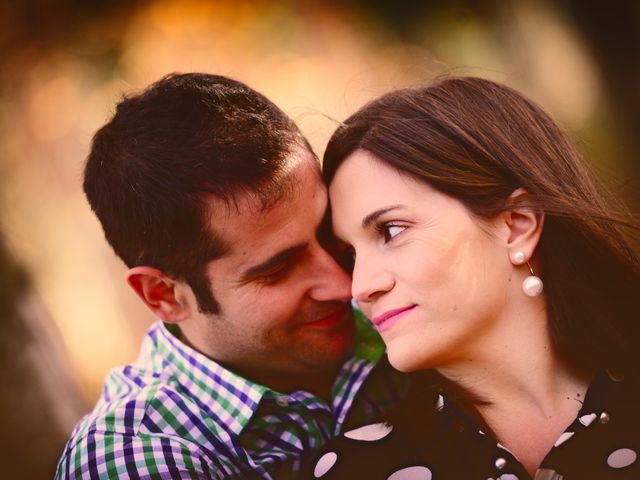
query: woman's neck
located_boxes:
[435,304,592,476]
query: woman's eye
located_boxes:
[383,224,406,242]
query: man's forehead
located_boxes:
[207,165,322,218]
[204,157,326,260]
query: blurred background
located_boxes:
[0,0,638,477]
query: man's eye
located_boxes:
[257,264,291,284]
[382,224,406,242]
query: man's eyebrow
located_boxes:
[240,244,307,280]
[362,205,403,229]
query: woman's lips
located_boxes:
[372,305,416,332]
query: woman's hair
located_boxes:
[324,76,640,376]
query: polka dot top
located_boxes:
[308,368,639,479]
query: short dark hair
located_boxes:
[324,76,640,376]
[84,73,310,313]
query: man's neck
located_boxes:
[243,365,343,404]
[173,323,344,403]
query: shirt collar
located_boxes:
[140,320,381,436]
[142,321,266,435]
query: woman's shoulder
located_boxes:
[307,369,498,479]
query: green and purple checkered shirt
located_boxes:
[56,316,405,479]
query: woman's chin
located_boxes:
[387,348,428,373]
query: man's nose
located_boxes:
[308,245,353,303]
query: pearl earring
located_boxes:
[511,251,543,297]
[522,262,543,297]
[511,251,526,265]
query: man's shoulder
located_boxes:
[56,327,253,479]
[65,365,223,443]
[56,377,216,478]
[74,318,259,443]
[98,365,233,436]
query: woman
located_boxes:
[310,77,640,479]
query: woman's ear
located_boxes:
[503,188,545,261]
[125,266,191,323]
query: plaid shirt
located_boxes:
[56,316,406,479]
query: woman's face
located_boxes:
[329,149,515,372]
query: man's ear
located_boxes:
[503,188,545,259]
[125,266,190,323]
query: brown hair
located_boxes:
[324,76,640,376]
[84,73,309,314]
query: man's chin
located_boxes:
[293,305,356,366]
[309,320,356,365]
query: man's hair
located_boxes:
[84,73,310,313]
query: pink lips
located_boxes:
[372,305,416,332]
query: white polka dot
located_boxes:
[387,465,432,480]
[497,475,519,480]
[435,394,444,411]
[313,452,337,478]
[497,443,518,459]
[553,431,575,447]
[607,448,637,469]
[495,457,506,469]
[606,369,625,382]
[579,413,597,427]
[534,469,562,479]
[343,422,393,441]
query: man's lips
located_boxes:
[372,305,416,332]
[305,305,350,328]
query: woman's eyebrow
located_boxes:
[361,205,403,229]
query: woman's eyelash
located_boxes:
[375,222,406,242]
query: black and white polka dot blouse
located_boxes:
[308,369,639,479]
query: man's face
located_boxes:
[179,152,355,388]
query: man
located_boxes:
[56,73,403,479]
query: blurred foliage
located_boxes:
[0,235,28,318]
[0,235,86,478]
[555,0,640,206]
